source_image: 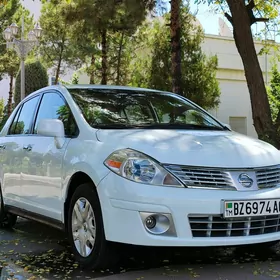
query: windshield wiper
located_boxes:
[140,123,225,130]
[94,123,140,129]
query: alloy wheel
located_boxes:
[71,197,96,257]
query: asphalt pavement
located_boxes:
[1,218,280,279]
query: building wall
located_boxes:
[202,35,277,138]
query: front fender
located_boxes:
[61,138,110,203]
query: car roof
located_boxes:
[64,84,163,93]
[20,84,173,105]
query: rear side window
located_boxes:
[9,96,40,135]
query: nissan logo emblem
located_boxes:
[238,173,253,188]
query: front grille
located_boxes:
[164,165,234,190]
[164,164,280,190]
[189,215,280,238]
[256,166,280,189]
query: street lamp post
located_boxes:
[3,16,42,101]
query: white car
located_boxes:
[1,85,280,268]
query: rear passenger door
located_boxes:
[2,95,40,208]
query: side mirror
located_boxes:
[37,119,65,138]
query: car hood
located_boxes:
[96,129,280,168]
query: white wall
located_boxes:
[202,35,278,138]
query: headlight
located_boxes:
[104,149,184,187]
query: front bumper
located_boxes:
[97,172,280,247]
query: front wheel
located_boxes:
[67,183,119,269]
[0,187,17,229]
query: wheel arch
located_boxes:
[64,171,96,230]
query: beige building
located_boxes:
[202,33,276,138]
[0,0,277,139]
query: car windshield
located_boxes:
[68,88,225,130]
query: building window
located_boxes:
[229,117,247,135]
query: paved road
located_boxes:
[2,218,280,279]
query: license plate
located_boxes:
[223,199,280,218]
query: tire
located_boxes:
[67,182,119,269]
[0,187,17,229]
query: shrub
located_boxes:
[14,60,48,105]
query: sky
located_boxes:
[189,1,220,35]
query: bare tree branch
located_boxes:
[224,12,233,25]
[247,0,256,10]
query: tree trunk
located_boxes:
[55,54,62,85]
[89,54,95,84]
[116,32,125,85]
[101,29,108,85]
[170,0,182,94]
[226,0,277,146]
[8,74,13,116]
[55,40,65,85]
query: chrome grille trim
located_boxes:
[164,164,280,190]
[189,215,280,238]
[164,165,235,190]
[256,166,280,189]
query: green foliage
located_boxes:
[0,103,10,131]
[39,0,82,83]
[0,98,4,122]
[71,72,79,84]
[130,7,220,110]
[0,1,34,124]
[0,1,34,79]
[0,0,19,66]
[267,65,280,122]
[105,31,134,85]
[194,0,280,18]
[62,0,155,84]
[14,60,48,104]
[64,0,154,34]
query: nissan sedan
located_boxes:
[0,85,280,269]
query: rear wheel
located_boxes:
[0,187,17,229]
[67,182,119,269]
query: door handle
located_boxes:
[23,145,32,151]
[0,145,6,150]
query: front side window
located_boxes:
[68,88,224,130]
[9,96,40,135]
[34,92,78,137]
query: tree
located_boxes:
[14,60,48,105]
[63,0,154,85]
[0,103,8,132]
[130,7,220,110]
[195,0,280,147]
[170,0,182,94]
[0,4,34,116]
[0,0,20,115]
[104,31,136,85]
[71,72,79,84]
[39,0,81,84]
[267,65,280,123]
